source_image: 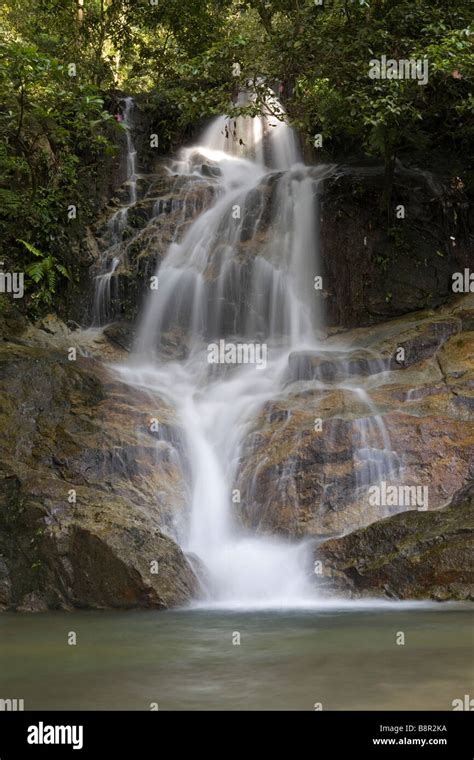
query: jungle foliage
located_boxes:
[0,0,472,313]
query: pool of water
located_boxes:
[0,604,472,710]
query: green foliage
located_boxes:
[18,239,70,307]
[244,0,473,173]
[0,20,119,315]
[0,0,471,315]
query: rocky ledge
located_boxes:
[0,293,472,608]
[0,305,198,611]
[236,293,474,539]
[314,486,473,601]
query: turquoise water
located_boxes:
[0,605,472,710]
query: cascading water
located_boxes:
[93,97,137,323]
[112,99,399,607]
[352,387,400,492]
[122,96,137,205]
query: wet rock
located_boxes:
[185,552,212,596]
[0,472,197,611]
[287,316,462,385]
[321,164,471,328]
[158,327,190,360]
[313,486,474,601]
[35,313,70,339]
[16,592,50,613]
[103,321,135,351]
[201,162,221,178]
[0,334,198,611]
[287,349,386,383]
[87,171,216,324]
[85,163,288,330]
[68,151,473,330]
[236,296,474,538]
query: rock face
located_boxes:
[79,159,284,330]
[2,146,473,608]
[236,295,474,539]
[76,164,217,325]
[0,309,198,611]
[313,487,474,601]
[72,149,472,333]
[320,163,472,328]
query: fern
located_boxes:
[47,265,56,292]
[56,263,71,280]
[18,239,43,258]
[17,239,71,305]
[26,261,46,282]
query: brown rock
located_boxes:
[314,487,474,600]
[236,297,474,538]
[0,336,198,611]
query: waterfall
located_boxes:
[93,97,137,323]
[111,100,398,607]
[123,96,137,205]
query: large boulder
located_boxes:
[236,295,474,538]
[313,486,474,601]
[0,314,198,611]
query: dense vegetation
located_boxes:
[0,0,472,314]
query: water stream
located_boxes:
[98,99,399,607]
[2,99,469,714]
[93,97,137,323]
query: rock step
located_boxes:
[314,486,474,601]
[287,317,462,383]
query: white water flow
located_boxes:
[123,96,138,205]
[93,97,137,323]
[114,104,395,607]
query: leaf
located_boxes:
[56,263,71,280]
[47,268,56,292]
[26,262,45,282]
[17,239,44,257]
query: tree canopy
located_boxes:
[0,0,472,313]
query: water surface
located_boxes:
[0,605,472,710]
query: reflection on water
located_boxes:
[0,606,472,710]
